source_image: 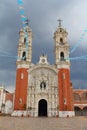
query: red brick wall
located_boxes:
[5,93,14,102]
[14,68,28,110]
[58,68,74,111]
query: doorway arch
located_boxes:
[38,99,47,117]
[74,106,82,116]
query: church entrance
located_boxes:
[38,99,47,117]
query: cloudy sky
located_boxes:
[0,0,87,91]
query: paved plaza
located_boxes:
[0,116,87,130]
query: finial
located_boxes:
[25,18,29,25]
[58,19,62,27]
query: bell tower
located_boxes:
[54,19,70,64]
[54,20,75,117]
[14,25,32,111]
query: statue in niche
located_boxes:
[40,81,46,89]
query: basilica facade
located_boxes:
[13,22,75,117]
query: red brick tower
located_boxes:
[54,20,75,117]
[14,26,32,111]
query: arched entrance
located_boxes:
[74,106,82,116]
[74,106,87,116]
[38,99,47,117]
[83,106,87,116]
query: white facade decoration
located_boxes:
[27,56,59,117]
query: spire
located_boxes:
[58,19,62,28]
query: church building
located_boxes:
[13,21,75,117]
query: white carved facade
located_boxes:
[27,55,58,117]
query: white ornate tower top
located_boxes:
[54,20,70,67]
[17,26,32,68]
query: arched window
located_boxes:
[74,93,81,101]
[60,29,62,32]
[60,52,65,61]
[40,81,46,89]
[81,93,87,101]
[24,37,26,44]
[22,51,26,61]
[60,38,64,45]
[60,38,63,43]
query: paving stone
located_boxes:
[0,117,87,130]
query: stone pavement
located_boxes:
[0,116,87,130]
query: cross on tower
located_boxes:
[58,19,62,27]
[25,18,29,26]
